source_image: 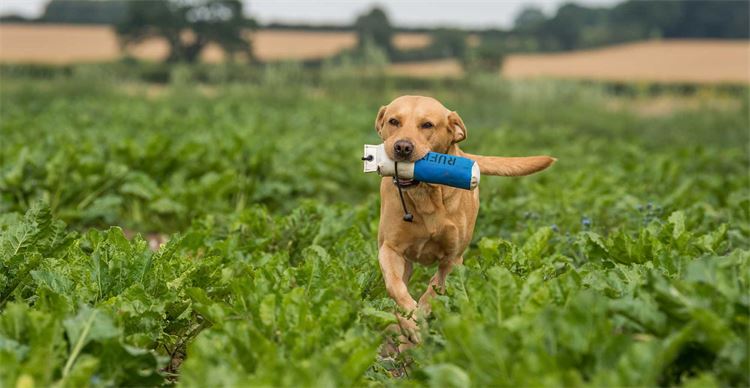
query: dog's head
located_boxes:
[374,96,466,163]
[374,95,556,189]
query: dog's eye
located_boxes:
[388,118,400,126]
[421,122,434,129]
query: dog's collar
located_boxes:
[394,161,414,222]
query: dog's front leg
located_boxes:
[418,256,463,316]
[378,244,420,346]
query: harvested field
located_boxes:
[393,33,432,50]
[0,23,431,63]
[343,39,750,84]
[386,40,750,83]
[0,24,122,63]
[502,40,750,84]
[387,59,464,78]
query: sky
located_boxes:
[0,0,619,29]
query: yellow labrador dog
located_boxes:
[374,96,555,350]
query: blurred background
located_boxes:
[0,0,748,83]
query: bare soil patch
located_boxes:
[502,40,750,85]
[387,59,464,78]
[0,24,431,63]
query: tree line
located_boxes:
[1,0,747,69]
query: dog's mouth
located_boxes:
[393,177,420,189]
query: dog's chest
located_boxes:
[404,218,462,265]
[405,227,452,265]
[399,186,476,265]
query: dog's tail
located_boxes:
[460,152,556,176]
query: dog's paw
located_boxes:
[397,315,421,345]
[418,283,442,315]
[417,299,433,316]
[381,322,417,356]
[380,327,402,357]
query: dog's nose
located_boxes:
[393,140,414,159]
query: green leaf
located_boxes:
[422,363,471,388]
[259,294,276,328]
[62,305,118,377]
[360,307,397,328]
[668,211,686,241]
[522,227,553,262]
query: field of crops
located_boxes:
[0,68,748,386]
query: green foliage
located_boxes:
[0,72,748,386]
[393,29,469,64]
[324,37,390,78]
[463,36,506,73]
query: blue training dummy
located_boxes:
[362,144,480,190]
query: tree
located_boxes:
[670,1,748,38]
[513,0,749,53]
[116,0,253,63]
[514,6,547,31]
[609,0,682,39]
[542,3,608,50]
[354,7,394,58]
[42,0,129,25]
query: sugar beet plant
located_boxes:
[0,71,748,386]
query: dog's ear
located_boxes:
[374,105,387,138]
[447,111,467,143]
